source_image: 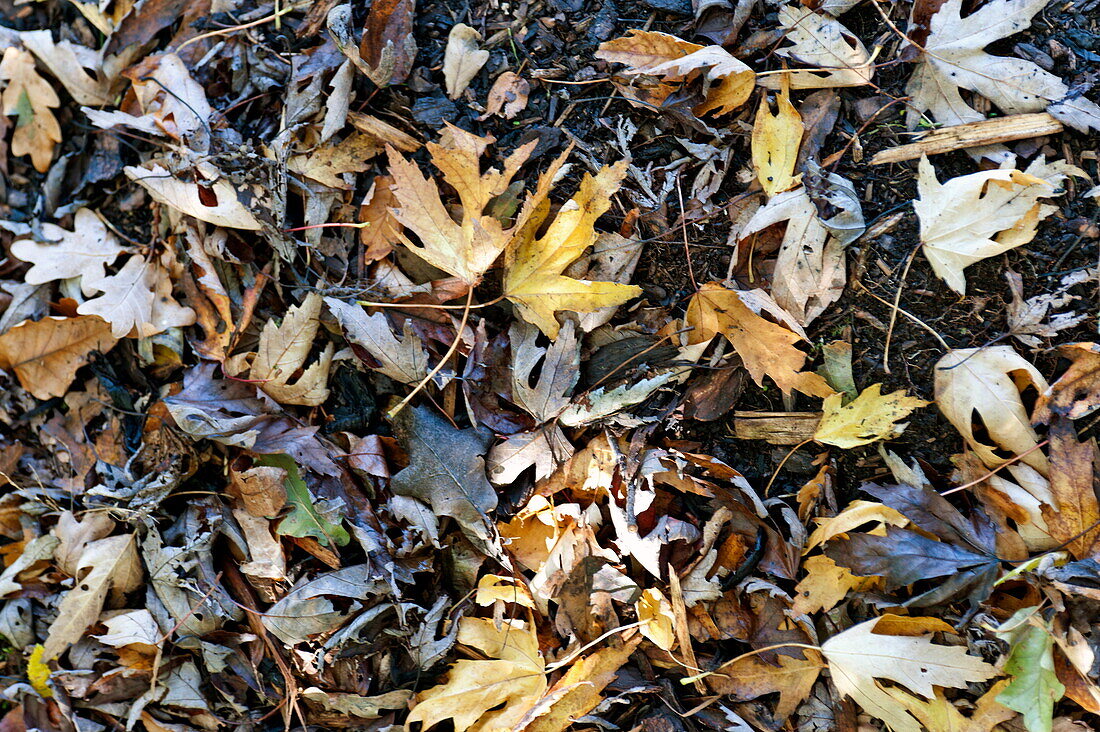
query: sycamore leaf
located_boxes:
[760,6,873,89]
[0,47,61,173]
[325,297,429,385]
[444,24,490,99]
[934,346,1049,474]
[707,651,824,721]
[387,125,536,286]
[995,610,1064,732]
[686,283,833,397]
[821,615,999,732]
[815,384,928,449]
[503,161,641,338]
[907,0,1100,136]
[0,315,118,399]
[487,425,573,485]
[125,162,263,230]
[510,320,580,422]
[11,209,125,294]
[390,405,503,560]
[751,85,803,197]
[408,617,547,732]
[915,157,1078,294]
[240,293,334,406]
[792,554,876,615]
[1040,418,1100,560]
[42,534,142,659]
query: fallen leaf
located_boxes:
[934,346,1049,474]
[237,292,334,406]
[815,384,928,449]
[408,617,546,731]
[302,688,414,719]
[386,125,535,286]
[995,609,1064,732]
[326,298,429,385]
[595,30,754,115]
[760,6,874,89]
[77,254,196,339]
[791,554,875,615]
[907,0,1100,137]
[1035,343,1100,424]
[487,426,573,484]
[390,405,503,559]
[804,499,908,550]
[358,0,417,87]
[915,157,1077,293]
[636,588,675,651]
[11,209,124,294]
[510,320,580,422]
[886,680,1016,732]
[19,30,112,106]
[260,454,350,547]
[686,283,833,397]
[444,24,490,99]
[1039,418,1100,560]
[261,564,383,644]
[0,47,61,173]
[0,316,118,399]
[287,132,381,189]
[42,534,142,659]
[358,175,401,261]
[503,161,641,338]
[821,615,999,732]
[475,574,535,608]
[1006,270,1086,349]
[27,644,52,697]
[125,162,263,230]
[481,72,530,120]
[708,650,824,721]
[751,84,803,197]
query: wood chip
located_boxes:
[870,113,1063,165]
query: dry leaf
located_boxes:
[0,47,61,173]
[915,157,1078,294]
[0,316,118,399]
[636,588,675,650]
[886,680,1016,732]
[792,554,876,615]
[325,297,429,385]
[358,175,400,261]
[481,72,530,119]
[751,85,803,197]
[444,24,490,99]
[503,161,641,338]
[760,6,874,89]
[407,617,547,732]
[1035,343,1100,424]
[821,615,999,732]
[11,208,124,294]
[815,384,928,449]
[287,132,381,189]
[804,500,908,550]
[686,283,833,397]
[708,650,824,721]
[934,346,1049,474]
[596,30,753,115]
[20,30,112,106]
[42,534,142,659]
[126,162,263,230]
[1039,418,1100,560]
[238,292,333,406]
[907,0,1100,137]
[358,0,417,87]
[78,254,196,338]
[387,125,535,286]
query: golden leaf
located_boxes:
[0,316,118,399]
[751,83,803,197]
[0,48,61,172]
[815,384,928,449]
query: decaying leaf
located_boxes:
[708,650,824,721]
[815,384,928,449]
[390,405,503,559]
[995,609,1064,732]
[11,209,124,293]
[358,0,417,87]
[760,6,874,89]
[751,84,803,197]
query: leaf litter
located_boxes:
[0,0,1097,730]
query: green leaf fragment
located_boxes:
[995,612,1064,732]
[259,454,350,547]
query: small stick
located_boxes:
[870,113,1063,165]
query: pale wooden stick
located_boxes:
[870,113,1063,165]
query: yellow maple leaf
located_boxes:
[814,384,928,449]
[751,82,803,197]
[685,283,833,397]
[635,588,675,651]
[0,47,62,173]
[386,124,536,287]
[503,160,641,338]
